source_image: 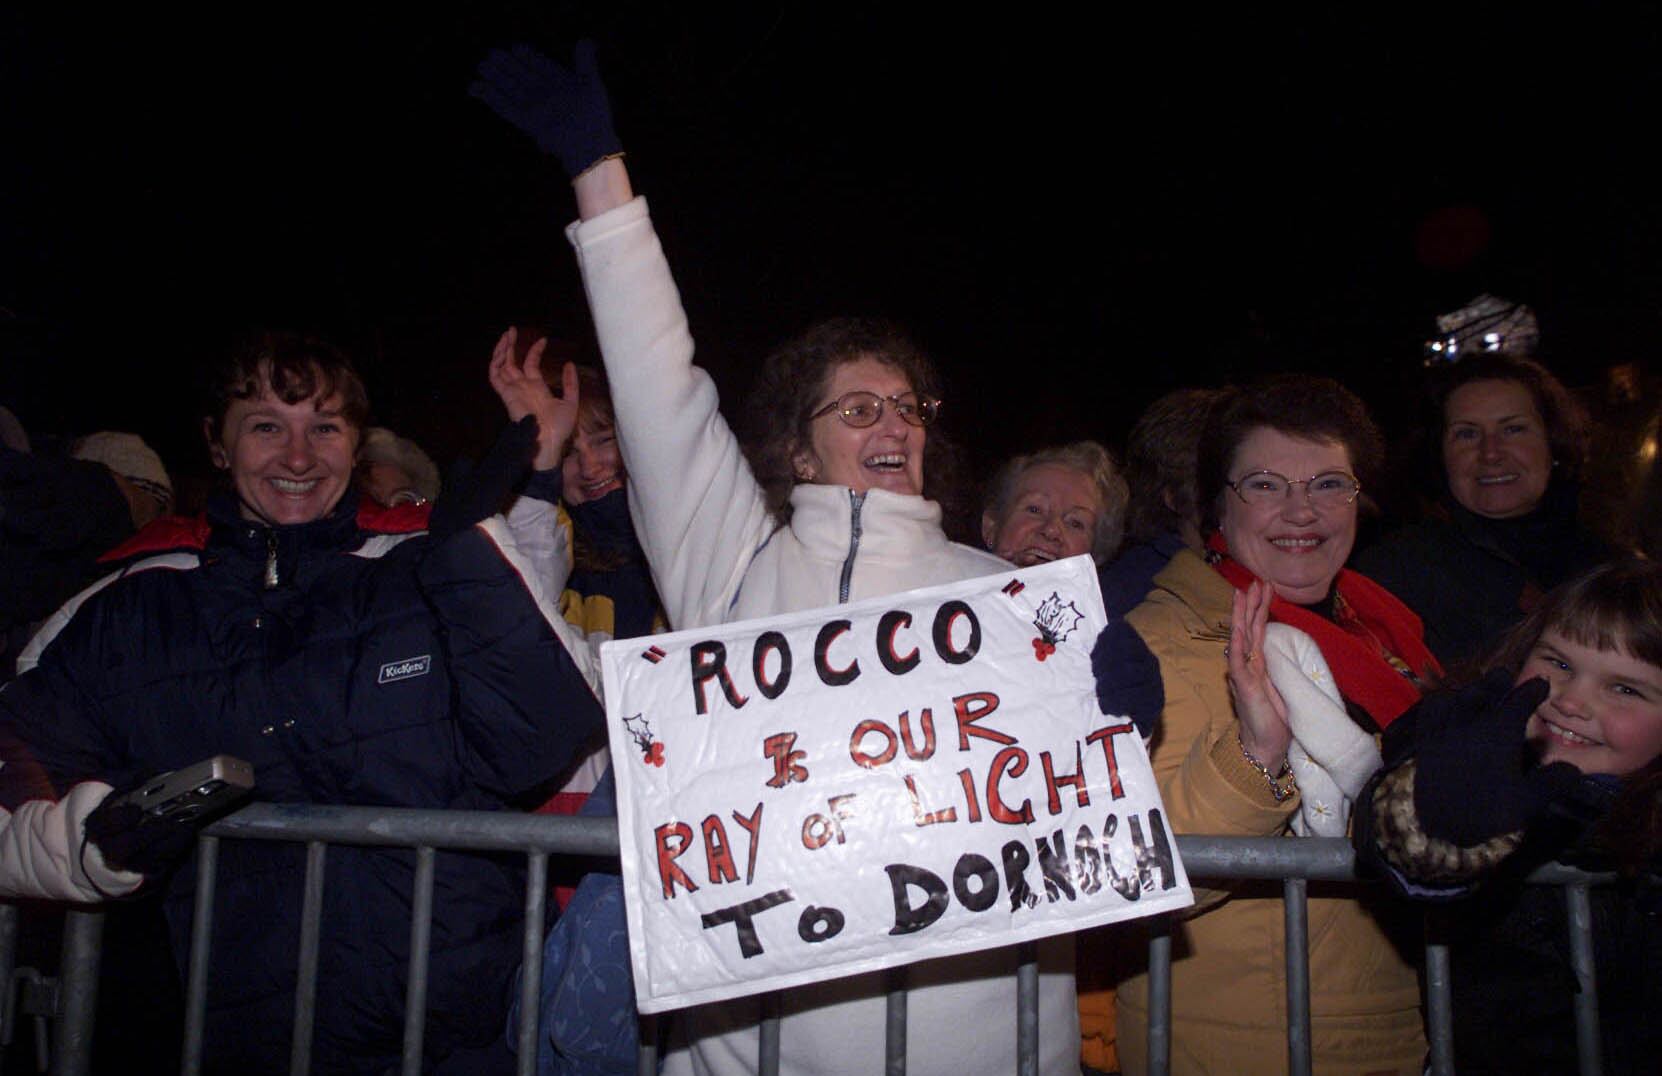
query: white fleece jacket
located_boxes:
[0,779,142,902]
[566,197,1080,1076]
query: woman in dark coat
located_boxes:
[1356,354,1612,669]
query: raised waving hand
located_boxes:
[488,327,579,473]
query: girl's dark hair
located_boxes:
[205,331,370,441]
[1423,353,1591,487]
[741,316,965,527]
[1485,559,1662,675]
[1195,375,1385,533]
[1483,560,1662,873]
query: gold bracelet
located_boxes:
[1237,733,1297,803]
[573,151,627,183]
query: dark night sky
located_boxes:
[4,4,1660,496]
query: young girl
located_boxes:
[490,328,661,1075]
[1358,558,1662,1075]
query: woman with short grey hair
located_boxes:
[980,440,1128,567]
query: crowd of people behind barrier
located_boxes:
[1,37,1661,1076]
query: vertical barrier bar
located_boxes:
[884,965,907,1076]
[1422,907,1455,1076]
[1016,941,1039,1076]
[636,1015,658,1076]
[516,852,548,1076]
[758,991,781,1076]
[183,835,220,1076]
[1282,877,1311,1076]
[1565,883,1602,1076]
[1146,916,1172,1076]
[289,841,327,1076]
[50,908,104,1076]
[401,847,436,1076]
[0,902,18,1045]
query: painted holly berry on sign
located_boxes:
[623,712,666,767]
[1031,592,1084,662]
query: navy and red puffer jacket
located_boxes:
[0,489,603,1073]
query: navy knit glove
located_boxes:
[82,797,199,880]
[470,41,622,178]
[427,416,538,540]
[1091,619,1164,738]
[1411,669,1582,847]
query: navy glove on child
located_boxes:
[1411,669,1582,848]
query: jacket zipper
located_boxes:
[264,529,280,589]
[838,491,865,604]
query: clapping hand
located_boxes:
[1228,581,1292,771]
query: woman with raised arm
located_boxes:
[474,42,1080,1076]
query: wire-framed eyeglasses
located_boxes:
[809,391,940,428]
[1226,469,1362,508]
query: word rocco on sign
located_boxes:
[601,555,1193,1013]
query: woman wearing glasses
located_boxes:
[472,43,1080,1076]
[1115,376,1438,1075]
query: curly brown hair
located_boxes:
[1196,375,1385,533]
[741,317,964,525]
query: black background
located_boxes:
[4,3,1659,494]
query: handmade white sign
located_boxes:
[600,555,1193,1014]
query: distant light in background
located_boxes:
[1422,296,1538,366]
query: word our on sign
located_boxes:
[600,555,1194,1014]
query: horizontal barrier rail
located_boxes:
[2,807,1613,1076]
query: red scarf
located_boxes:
[1205,533,1441,729]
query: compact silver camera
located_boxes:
[105,755,255,823]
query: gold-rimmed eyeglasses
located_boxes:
[1226,469,1362,509]
[809,391,940,429]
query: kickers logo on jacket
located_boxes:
[378,655,432,684]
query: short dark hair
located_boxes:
[742,317,962,524]
[1124,387,1223,543]
[1426,353,1590,482]
[205,331,370,441]
[1196,375,1384,532]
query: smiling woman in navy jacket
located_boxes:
[0,331,604,1074]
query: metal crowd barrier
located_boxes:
[0,810,1613,1076]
